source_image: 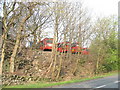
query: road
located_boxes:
[52,75,119,88]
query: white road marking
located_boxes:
[95,85,106,88]
[114,81,120,83]
[95,80,119,88]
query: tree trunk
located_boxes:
[56,54,62,79]
[9,26,22,73]
[0,11,8,76]
[0,14,8,88]
[95,48,101,74]
[51,17,58,79]
[32,30,37,49]
[72,55,79,76]
[9,3,35,73]
[51,5,59,79]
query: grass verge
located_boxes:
[3,71,118,88]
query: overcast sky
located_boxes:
[66,0,119,18]
[1,0,119,17]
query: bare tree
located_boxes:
[9,2,38,73]
[0,1,19,76]
[25,4,53,49]
[90,16,117,74]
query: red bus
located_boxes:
[57,42,70,53]
[81,48,89,55]
[37,38,53,51]
[37,38,89,54]
[70,43,89,55]
[71,43,82,54]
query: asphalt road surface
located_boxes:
[52,75,119,88]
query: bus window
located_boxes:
[46,40,53,43]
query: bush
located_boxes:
[102,50,118,72]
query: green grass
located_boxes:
[3,71,118,88]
